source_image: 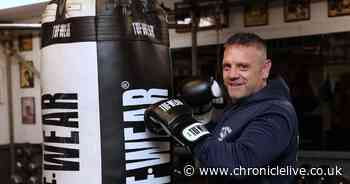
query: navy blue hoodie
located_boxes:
[193,77,298,184]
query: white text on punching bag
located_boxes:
[159,99,184,112]
[122,89,171,183]
[52,23,71,39]
[132,22,155,38]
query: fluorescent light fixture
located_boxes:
[0,0,49,10]
[177,17,217,28]
[0,23,41,30]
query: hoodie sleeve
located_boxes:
[193,108,294,169]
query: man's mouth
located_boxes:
[227,82,244,87]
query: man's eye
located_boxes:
[240,65,248,70]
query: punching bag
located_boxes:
[41,0,172,184]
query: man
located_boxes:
[145,32,298,184]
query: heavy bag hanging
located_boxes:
[41,0,172,183]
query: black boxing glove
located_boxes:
[178,77,223,115]
[144,98,210,148]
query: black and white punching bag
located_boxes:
[41,0,172,183]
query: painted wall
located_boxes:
[0,35,42,145]
[0,45,10,145]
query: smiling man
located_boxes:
[193,32,299,183]
[144,32,299,184]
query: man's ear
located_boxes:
[262,59,272,80]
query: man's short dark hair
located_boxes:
[224,32,266,53]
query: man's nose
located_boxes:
[227,67,240,79]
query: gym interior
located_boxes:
[1,0,350,184]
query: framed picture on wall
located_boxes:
[284,0,310,22]
[328,0,350,17]
[18,34,33,51]
[244,0,268,27]
[19,61,34,88]
[21,97,35,124]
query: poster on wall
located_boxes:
[284,0,310,22]
[19,61,34,88]
[21,97,35,124]
[328,0,350,17]
[18,34,33,51]
[244,0,268,27]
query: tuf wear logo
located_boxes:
[132,22,155,38]
[52,23,71,39]
[122,88,171,183]
[159,99,184,112]
[42,93,80,184]
[218,126,232,142]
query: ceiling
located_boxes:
[0,2,48,23]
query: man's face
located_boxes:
[222,44,271,102]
